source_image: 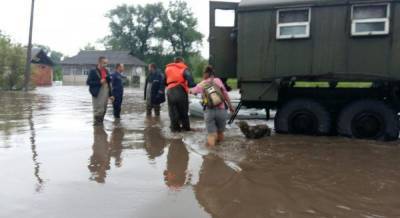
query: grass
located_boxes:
[194,77,238,90]
[227,79,238,90]
[294,81,373,88]
[194,78,371,89]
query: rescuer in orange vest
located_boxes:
[165,57,196,132]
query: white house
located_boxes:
[61,50,146,87]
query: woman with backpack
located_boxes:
[190,66,235,147]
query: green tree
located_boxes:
[0,32,26,90]
[159,0,203,59]
[81,43,96,51]
[7,44,26,90]
[104,1,203,68]
[104,3,164,59]
[188,53,208,79]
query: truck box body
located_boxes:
[210,0,400,102]
[210,0,400,140]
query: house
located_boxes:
[31,48,54,86]
[61,50,146,87]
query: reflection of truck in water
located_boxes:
[210,0,400,141]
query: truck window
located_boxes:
[351,4,390,36]
[276,8,311,39]
[215,9,235,27]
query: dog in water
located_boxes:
[237,121,271,139]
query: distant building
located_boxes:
[60,50,146,86]
[31,48,54,86]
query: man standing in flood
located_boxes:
[110,63,125,119]
[86,56,113,125]
[144,63,165,117]
[165,57,196,132]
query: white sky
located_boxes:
[0,0,239,58]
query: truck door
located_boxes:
[209,1,239,79]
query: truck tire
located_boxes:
[337,100,399,141]
[275,99,331,135]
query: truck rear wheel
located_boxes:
[275,99,331,135]
[337,100,399,141]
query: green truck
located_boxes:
[210,0,400,140]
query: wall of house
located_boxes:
[31,64,53,86]
[62,64,92,85]
[61,64,146,87]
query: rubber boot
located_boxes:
[93,116,104,126]
[154,105,161,116]
[146,109,152,117]
[146,104,152,117]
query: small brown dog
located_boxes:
[237,121,271,139]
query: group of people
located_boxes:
[86,56,234,147]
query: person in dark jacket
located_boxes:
[110,63,125,119]
[144,63,166,117]
[86,56,113,125]
[165,57,196,132]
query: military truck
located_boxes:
[210,0,400,140]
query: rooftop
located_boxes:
[61,50,146,66]
[31,48,54,66]
[239,0,393,10]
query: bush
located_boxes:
[0,32,26,90]
[188,53,208,78]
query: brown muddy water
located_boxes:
[1,86,400,218]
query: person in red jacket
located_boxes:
[165,57,196,132]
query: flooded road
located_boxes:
[1,86,400,218]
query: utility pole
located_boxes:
[24,0,35,92]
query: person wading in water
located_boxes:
[86,56,114,126]
[144,63,166,117]
[110,63,125,120]
[164,57,196,132]
[190,66,234,147]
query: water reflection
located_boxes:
[29,104,44,192]
[142,118,192,190]
[194,154,296,218]
[193,136,400,218]
[110,127,124,167]
[0,92,33,145]
[88,127,111,183]
[164,139,191,190]
[144,126,167,160]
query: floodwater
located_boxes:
[1,86,400,218]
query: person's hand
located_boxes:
[109,96,115,102]
[101,79,106,84]
[229,105,235,114]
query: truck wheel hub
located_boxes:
[351,113,384,139]
[289,110,318,134]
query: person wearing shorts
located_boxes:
[190,66,235,147]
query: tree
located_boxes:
[104,1,204,68]
[104,3,163,59]
[159,0,203,59]
[188,53,208,79]
[81,43,96,51]
[0,32,26,90]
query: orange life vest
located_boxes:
[165,62,189,93]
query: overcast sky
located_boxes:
[0,0,239,58]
